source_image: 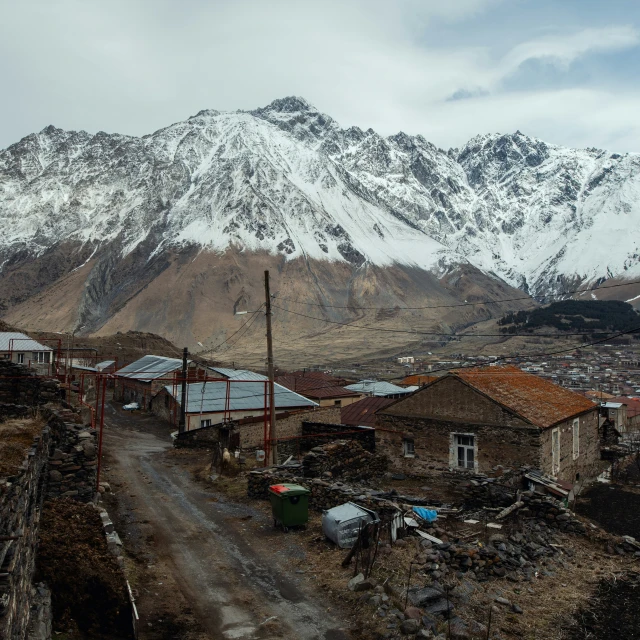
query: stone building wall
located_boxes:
[538,410,606,482]
[376,414,542,475]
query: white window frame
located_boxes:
[403,438,415,458]
[33,351,50,364]
[200,418,212,428]
[551,427,561,476]
[17,353,24,364]
[572,418,580,460]
[453,433,476,470]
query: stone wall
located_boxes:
[0,418,52,639]
[0,402,97,640]
[0,361,60,406]
[174,406,342,459]
[376,413,542,476]
[538,411,605,482]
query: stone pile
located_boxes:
[520,494,587,535]
[302,440,388,480]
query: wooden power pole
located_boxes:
[179,347,188,433]
[264,270,277,464]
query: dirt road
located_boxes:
[102,403,351,640]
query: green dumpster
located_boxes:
[268,483,310,531]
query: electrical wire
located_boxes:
[271,278,640,311]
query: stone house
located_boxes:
[376,365,602,483]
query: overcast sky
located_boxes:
[2,0,640,152]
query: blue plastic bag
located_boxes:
[413,506,438,523]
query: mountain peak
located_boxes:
[259,96,316,113]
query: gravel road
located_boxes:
[102,402,351,640]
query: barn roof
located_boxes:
[452,365,596,428]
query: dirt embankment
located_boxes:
[35,498,133,639]
[0,416,44,477]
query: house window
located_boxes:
[34,352,50,364]
[572,419,580,460]
[552,427,561,476]
[454,434,475,469]
[17,353,24,364]
[334,400,342,406]
[403,438,415,457]
[200,419,212,428]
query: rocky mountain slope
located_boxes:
[0,97,639,359]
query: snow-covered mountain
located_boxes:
[0,96,639,353]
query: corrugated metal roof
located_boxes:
[453,365,596,428]
[300,386,361,400]
[167,380,318,413]
[209,367,268,381]
[0,332,52,352]
[96,360,115,371]
[344,380,412,397]
[602,402,625,409]
[341,396,394,427]
[115,355,184,381]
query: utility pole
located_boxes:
[264,270,277,464]
[179,347,188,434]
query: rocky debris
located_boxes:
[302,440,388,480]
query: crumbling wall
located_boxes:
[300,421,375,452]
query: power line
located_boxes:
[270,303,640,339]
[272,278,640,311]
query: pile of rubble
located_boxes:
[302,440,388,480]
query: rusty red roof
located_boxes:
[452,365,596,429]
[400,374,439,387]
[341,396,394,427]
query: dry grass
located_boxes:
[0,415,45,477]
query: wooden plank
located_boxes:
[415,530,443,544]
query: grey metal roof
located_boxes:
[96,360,116,371]
[344,380,412,397]
[602,402,625,409]
[208,367,268,381]
[167,380,317,413]
[115,355,185,381]
[0,332,52,352]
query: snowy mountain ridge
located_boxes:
[1,96,640,297]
